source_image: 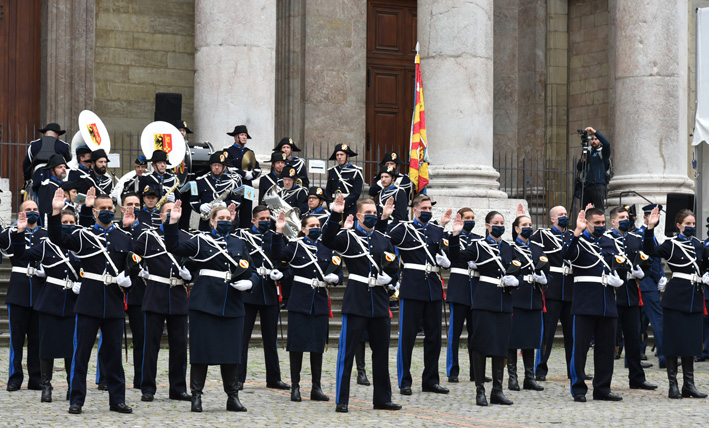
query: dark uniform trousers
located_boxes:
[126,304,144,388]
[336,314,392,406]
[141,311,188,395]
[570,314,616,397]
[239,303,281,384]
[70,314,125,406]
[446,302,473,379]
[7,304,41,388]
[617,305,645,384]
[537,299,573,378]
[398,298,442,389]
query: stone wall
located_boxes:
[546,0,569,161]
[93,0,195,134]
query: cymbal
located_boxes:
[241,150,256,171]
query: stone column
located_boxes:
[607,0,694,205]
[194,0,276,153]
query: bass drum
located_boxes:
[179,142,214,182]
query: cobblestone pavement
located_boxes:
[1,344,707,427]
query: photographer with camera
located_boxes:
[576,127,611,210]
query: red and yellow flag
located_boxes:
[409,43,429,194]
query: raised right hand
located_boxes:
[170,200,182,223]
[84,187,96,208]
[16,211,27,232]
[52,188,65,215]
[275,211,286,233]
[647,206,660,229]
[381,196,394,219]
[574,209,586,236]
[332,193,345,214]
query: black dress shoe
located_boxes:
[593,392,622,401]
[640,361,653,369]
[6,383,20,392]
[109,403,133,413]
[226,394,247,412]
[574,395,586,403]
[68,404,82,414]
[141,393,154,402]
[97,382,108,391]
[266,380,290,390]
[169,391,192,401]
[422,384,449,394]
[400,387,412,395]
[630,380,658,390]
[335,403,348,413]
[448,376,459,383]
[373,402,402,410]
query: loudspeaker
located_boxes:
[154,93,182,124]
[665,193,695,235]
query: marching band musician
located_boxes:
[77,149,113,196]
[274,137,309,188]
[133,201,192,403]
[165,200,258,413]
[3,203,44,393]
[119,155,149,197]
[368,151,412,201]
[225,125,261,228]
[302,186,331,226]
[68,145,93,184]
[47,187,135,414]
[259,151,287,205]
[382,195,452,397]
[643,206,709,400]
[139,150,177,202]
[325,144,363,218]
[36,154,69,226]
[276,167,308,215]
[174,121,194,231]
[374,165,408,225]
[506,212,546,393]
[272,213,342,403]
[60,181,79,213]
[190,151,243,232]
[448,210,518,406]
[23,123,70,190]
[137,185,162,228]
[531,206,575,382]
[236,205,290,392]
[22,209,80,403]
[321,194,401,413]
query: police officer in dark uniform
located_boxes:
[531,206,574,381]
[274,137,309,188]
[136,185,162,228]
[321,194,401,413]
[603,207,657,390]
[23,209,80,402]
[165,200,258,413]
[368,151,412,201]
[374,165,408,225]
[225,125,261,228]
[139,150,178,201]
[576,126,610,210]
[563,207,624,402]
[2,204,43,392]
[277,167,308,214]
[36,154,69,226]
[325,144,363,219]
[302,187,331,226]
[47,187,135,414]
[23,123,70,190]
[236,205,289,392]
[259,151,287,204]
[67,145,93,184]
[134,201,192,402]
[383,195,451,396]
[702,216,709,362]
[190,151,243,232]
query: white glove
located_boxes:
[269,269,284,281]
[502,275,519,287]
[179,266,192,281]
[703,272,709,286]
[34,265,46,278]
[388,281,400,291]
[657,276,667,292]
[435,252,451,269]
[467,261,478,270]
[323,273,339,284]
[166,193,176,203]
[139,269,150,279]
[200,203,212,215]
[607,272,624,288]
[230,279,253,291]
[533,272,548,285]
[376,272,393,286]
[244,171,254,181]
[117,272,132,288]
[630,265,645,280]
[72,282,81,294]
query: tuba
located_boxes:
[263,186,301,239]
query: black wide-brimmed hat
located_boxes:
[176,120,193,134]
[38,123,66,136]
[142,183,161,197]
[308,186,331,202]
[376,165,400,180]
[91,149,109,162]
[380,151,406,166]
[61,180,78,191]
[135,155,148,165]
[274,137,301,152]
[227,125,252,138]
[280,167,298,180]
[149,150,168,163]
[42,154,68,170]
[76,145,92,156]
[266,151,288,163]
[328,143,357,160]
[208,151,229,165]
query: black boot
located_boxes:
[667,357,680,399]
[290,352,302,402]
[681,357,708,398]
[471,351,488,406]
[490,356,513,405]
[222,364,247,412]
[522,349,544,391]
[355,343,370,386]
[507,350,519,391]
[310,353,330,401]
[190,364,208,412]
[40,359,53,403]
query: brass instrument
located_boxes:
[156,179,181,209]
[263,186,301,238]
[200,180,238,221]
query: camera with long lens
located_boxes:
[577,129,591,155]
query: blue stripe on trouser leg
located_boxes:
[335,314,348,404]
[446,304,455,377]
[70,314,78,396]
[569,315,577,396]
[397,299,404,387]
[95,331,103,384]
[7,305,14,378]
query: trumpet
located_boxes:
[156,179,181,209]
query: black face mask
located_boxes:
[463,220,475,232]
[216,221,231,236]
[307,228,322,241]
[25,211,40,225]
[556,216,569,229]
[520,227,533,239]
[257,221,270,233]
[490,225,505,238]
[362,215,378,228]
[97,210,115,225]
[61,224,76,235]
[418,211,432,224]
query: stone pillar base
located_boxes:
[427,164,508,199]
[0,179,12,227]
[606,173,694,206]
